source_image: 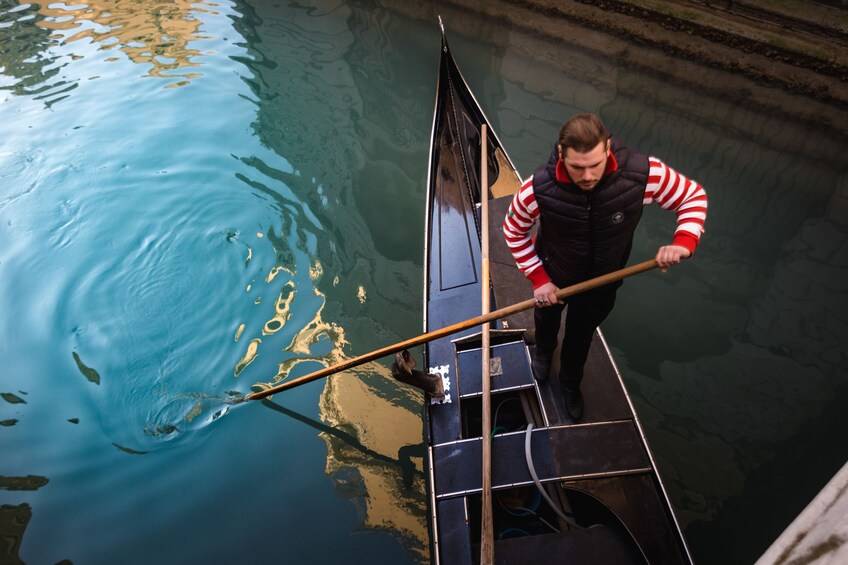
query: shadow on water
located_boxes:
[260,398,425,490]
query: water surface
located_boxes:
[1,1,846,564]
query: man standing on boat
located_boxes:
[503,113,707,420]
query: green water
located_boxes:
[1,1,846,564]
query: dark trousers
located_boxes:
[534,284,618,391]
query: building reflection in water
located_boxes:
[226,0,432,558]
[244,255,429,560]
[22,0,211,88]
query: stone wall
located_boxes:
[389,0,848,159]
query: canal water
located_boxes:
[1,1,845,564]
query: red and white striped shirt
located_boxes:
[503,156,707,288]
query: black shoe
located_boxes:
[562,387,584,421]
[531,350,552,382]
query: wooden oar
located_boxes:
[479,124,494,565]
[244,259,658,401]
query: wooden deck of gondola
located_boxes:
[433,422,653,499]
[458,195,687,564]
[427,194,690,563]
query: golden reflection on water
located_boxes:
[234,337,260,377]
[254,260,349,382]
[244,258,428,559]
[262,281,295,335]
[321,369,429,561]
[27,0,210,87]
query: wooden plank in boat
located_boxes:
[490,261,535,332]
[534,337,635,425]
[435,497,472,564]
[490,148,523,198]
[456,340,534,399]
[494,525,645,565]
[488,194,525,269]
[432,421,652,499]
[565,474,689,565]
[488,194,536,331]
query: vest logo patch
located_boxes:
[612,211,625,224]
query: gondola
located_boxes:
[422,20,694,564]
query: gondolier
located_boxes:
[503,113,708,420]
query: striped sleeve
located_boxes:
[503,176,551,288]
[644,157,708,253]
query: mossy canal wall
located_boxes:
[397,0,847,162]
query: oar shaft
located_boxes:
[479,124,494,565]
[245,259,658,400]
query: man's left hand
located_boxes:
[655,245,691,272]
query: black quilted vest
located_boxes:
[533,137,649,288]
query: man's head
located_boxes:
[557,113,611,191]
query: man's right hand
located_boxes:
[655,244,691,272]
[534,282,561,307]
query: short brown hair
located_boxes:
[558,113,608,153]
